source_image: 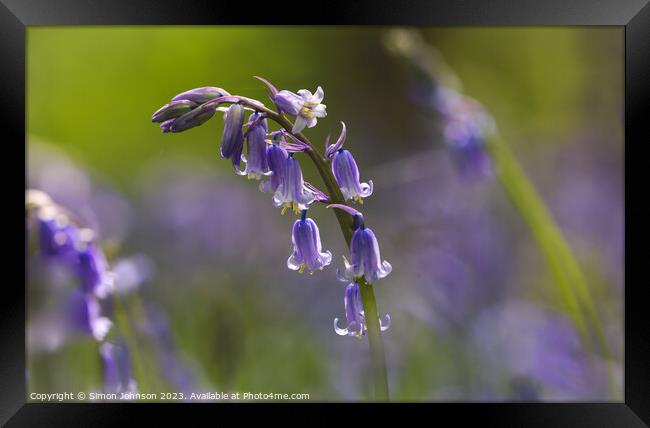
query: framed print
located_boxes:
[2,0,648,425]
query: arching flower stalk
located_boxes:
[151,78,392,400]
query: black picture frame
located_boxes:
[2,0,648,425]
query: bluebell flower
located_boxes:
[328,204,392,283]
[343,227,392,283]
[67,290,112,341]
[332,149,373,203]
[241,113,269,179]
[259,143,289,194]
[100,341,138,394]
[161,102,218,133]
[151,100,197,123]
[287,210,332,273]
[274,86,327,134]
[220,104,246,170]
[334,282,390,337]
[171,86,230,104]
[272,156,315,215]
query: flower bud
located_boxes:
[171,86,230,104]
[151,100,197,123]
[167,102,217,133]
[220,104,246,167]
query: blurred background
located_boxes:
[26,27,623,401]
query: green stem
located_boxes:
[486,133,611,360]
[264,109,389,400]
[358,278,390,400]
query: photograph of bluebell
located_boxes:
[26,27,623,402]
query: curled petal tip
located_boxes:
[254,76,278,96]
[334,318,348,336]
[336,267,351,283]
[337,121,347,144]
[379,314,391,332]
[323,133,331,158]
[326,204,363,219]
[325,121,347,158]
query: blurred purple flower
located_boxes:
[38,211,78,258]
[100,342,138,394]
[137,159,286,267]
[471,301,612,400]
[112,254,154,296]
[139,304,199,394]
[75,241,114,298]
[67,290,112,341]
[435,88,494,180]
[28,142,132,244]
[29,189,117,300]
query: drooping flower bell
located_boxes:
[67,290,112,341]
[274,86,327,134]
[100,341,138,394]
[324,122,372,203]
[287,210,332,274]
[220,103,246,170]
[241,113,269,179]
[272,155,315,215]
[328,205,392,283]
[332,149,373,203]
[259,143,289,194]
[334,282,390,337]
